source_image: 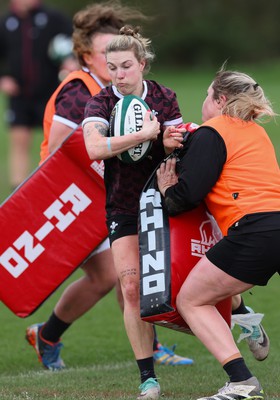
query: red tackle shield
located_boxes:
[139,172,231,334]
[0,127,108,317]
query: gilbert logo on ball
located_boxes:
[109,95,152,163]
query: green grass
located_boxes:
[0,275,279,399]
[152,61,280,162]
[0,64,280,399]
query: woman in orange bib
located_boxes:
[157,64,280,400]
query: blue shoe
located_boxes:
[137,378,160,399]
[25,323,65,370]
[153,343,194,366]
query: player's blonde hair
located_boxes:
[212,64,276,121]
[72,1,149,67]
[106,25,155,74]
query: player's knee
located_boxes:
[103,273,117,293]
[176,290,185,316]
[98,275,116,296]
[83,267,117,295]
[122,280,139,306]
[176,285,193,317]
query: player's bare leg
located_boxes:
[112,235,160,399]
[54,248,116,322]
[9,126,32,189]
[177,256,263,400]
[26,246,117,370]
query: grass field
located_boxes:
[0,64,279,399]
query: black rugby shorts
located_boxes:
[7,96,47,127]
[206,212,280,286]
[106,214,138,245]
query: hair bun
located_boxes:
[120,25,140,38]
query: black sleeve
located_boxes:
[0,16,8,76]
[44,5,72,37]
[163,126,226,216]
[54,10,73,37]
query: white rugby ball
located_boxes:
[109,95,152,163]
[48,34,73,64]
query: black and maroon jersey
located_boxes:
[53,69,105,130]
[54,79,92,129]
[83,80,183,217]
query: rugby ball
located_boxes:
[109,95,152,163]
[48,34,73,65]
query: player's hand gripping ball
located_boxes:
[109,95,152,163]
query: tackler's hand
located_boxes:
[157,157,178,196]
[163,125,186,152]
